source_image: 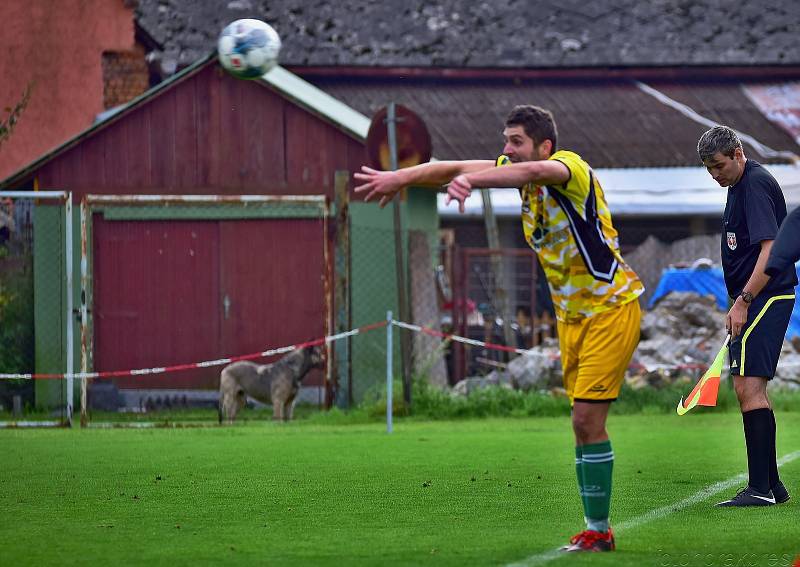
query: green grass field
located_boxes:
[2,413,800,566]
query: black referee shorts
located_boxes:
[729,291,795,380]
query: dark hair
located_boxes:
[505,105,558,150]
[697,126,742,162]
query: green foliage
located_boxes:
[347,372,800,422]
[0,262,35,412]
[0,82,33,147]
[403,379,800,420]
[7,372,799,423]
[612,382,740,415]
[411,379,571,419]
[0,266,34,373]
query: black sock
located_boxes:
[742,408,772,494]
[769,410,780,488]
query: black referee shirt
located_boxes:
[721,160,798,299]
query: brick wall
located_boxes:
[102,44,149,109]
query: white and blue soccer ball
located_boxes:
[217,19,281,79]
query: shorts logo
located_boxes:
[727,232,737,250]
[731,360,738,368]
[589,384,607,392]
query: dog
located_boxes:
[218,345,325,424]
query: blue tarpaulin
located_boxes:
[648,264,800,339]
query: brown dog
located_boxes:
[218,345,325,424]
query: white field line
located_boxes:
[506,450,800,567]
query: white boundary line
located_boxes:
[506,450,800,567]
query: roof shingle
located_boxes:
[135,0,800,71]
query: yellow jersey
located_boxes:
[499,150,644,322]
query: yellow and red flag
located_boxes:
[676,335,730,416]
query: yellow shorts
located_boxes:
[556,299,641,405]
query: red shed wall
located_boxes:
[35,64,366,197]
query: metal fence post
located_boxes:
[333,171,352,408]
[387,102,413,409]
[79,198,89,427]
[386,310,393,434]
[65,192,74,426]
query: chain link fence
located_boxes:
[350,216,554,391]
[447,247,553,382]
[348,219,451,403]
[0,187,734,423]
[348,222,402,404]
[0,192,71,421]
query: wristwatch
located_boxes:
[738,291,754,304]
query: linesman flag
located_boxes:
[676,335,730,416]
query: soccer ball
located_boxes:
[217,19,281,79]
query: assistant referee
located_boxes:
[698,125,797,507]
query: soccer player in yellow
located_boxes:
[354,105,643,552]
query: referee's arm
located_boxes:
[765,206,800,277]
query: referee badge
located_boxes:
[726,232,737,250]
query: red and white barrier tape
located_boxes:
[2,317,716,381]
[391,320,544,356]
[0,320,387,380]
[393,321,721,371]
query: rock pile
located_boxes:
[452,292,800,394]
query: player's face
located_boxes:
[502,126,549,162]
[702,148,745,187]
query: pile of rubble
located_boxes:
[776,338,800,388]
[453,291,800,395]
[452,337,563,396]
[628,292,728,390]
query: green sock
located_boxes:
[575,446,586,512]
[581,440,613,533]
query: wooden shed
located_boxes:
[2,55,435,410]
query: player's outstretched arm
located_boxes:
[446,160,570,213]
[353,160,494,210]
[458,160,570,190]
[765,206,800,277]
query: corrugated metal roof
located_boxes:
[311,75,800,168]
[653,82,800,161]
[438,164,800,218]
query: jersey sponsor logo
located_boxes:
[727,232,737,250]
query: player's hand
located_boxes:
[353,166,404,208]
[726,300,748,338]
[446,174,472,214]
